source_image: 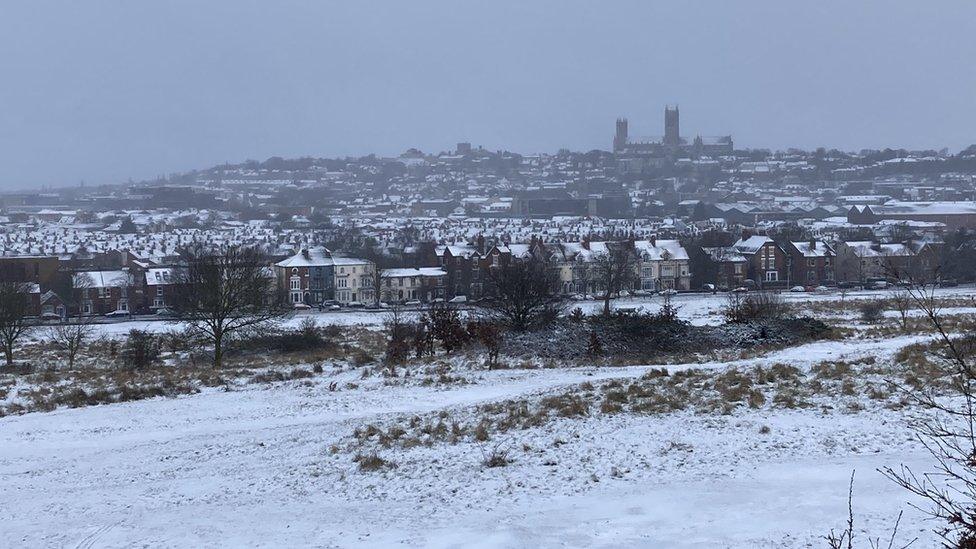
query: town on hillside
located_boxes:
[2,106,975,319]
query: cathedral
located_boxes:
[613,106,733,157]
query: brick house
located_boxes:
[701,247,748,290]
[786,240,835,286]
[275,247,336,307]
[144,267,177,311]
[73,270,136,316]
[732,236,788,287]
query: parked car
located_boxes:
[448,295,467,303]
[659,289,678,296]
[347,301,365,308]
[105,310,131,318]
[790,286,806,293]
[327,304,341,311]
[404,300,422,307]
[866,279,889,290]
[939,278,959,287]
[702,283,716,292]
[814,285,829,292]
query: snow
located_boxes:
[4,288,974,546]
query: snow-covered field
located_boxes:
[3,288,974,547]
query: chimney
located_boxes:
[650,235,657,247]
[809,238,816,251]
[302,248,310,259]
[476,235,485,254]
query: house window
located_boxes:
[156,286,164,296]
[290,277,301,290]
[807,259,816,267]
[765,271,778,282]
[119,300,128,312]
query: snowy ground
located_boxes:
[69,283,976,336]
[3,289,974,547]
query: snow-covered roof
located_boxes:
[732,236,774,255]
[145,267,176,285]
[634,239,689,261]
[74,270,130,289]
[790,241,833,258]
[276,247,334,268]
[381,267,446,278]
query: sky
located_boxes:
[1,0,975,190]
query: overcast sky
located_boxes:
[1,1,975,190]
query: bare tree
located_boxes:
[0,282,33,367]
[170,245,285,369]
[384,302,412,367]
[47,318,95,369]
[888,287,913,330]
[481,258,564,331]
[879,265,976,546]
[592,243,636,316]
[573,263,593,299]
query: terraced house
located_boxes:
[275,247,374,306]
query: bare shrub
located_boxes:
[121,330,160,369]
[859,300,884,323]
[47,318,95,369]
[483,448,511,468]
[272,317,333,353]
[383,304,412,365]
[723,291,787,323]
[354,452,395,472]
[426,301,468,354]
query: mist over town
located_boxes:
[3,2,976,548]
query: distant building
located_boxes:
[612,105,733,158]
[849,202,976,229]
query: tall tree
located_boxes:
[0,282,33,367]
[592,243,636,316]
[170,245,285,369]
[481,258,564,331]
